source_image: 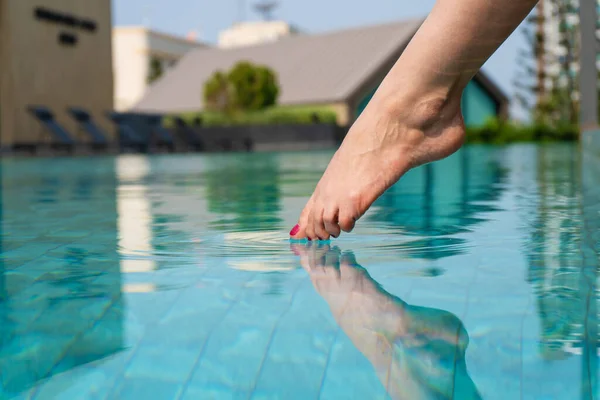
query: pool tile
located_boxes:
[0,334,73,395]
[32,367,114,400]
[408,288,469,317]
[319,334,387,399]
[191,354,263,391]
[110,377,183,399]
[125,345,200,382]
[263,330,335,364]
[319,367,387,400]
[252,360,325,399]
[0,243,64,263]
[191,319,278,388]
[138,315,215,350]
[181,382,249,400]
[267,305,337,335]
[123,290,182,325]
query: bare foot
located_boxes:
[291,243,481,399]
[290,96,465,240]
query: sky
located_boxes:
[113,0,530,118]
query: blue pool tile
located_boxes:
[0,244,63,262]
[139,321,211,350]
[320,367,387,400]
[189,318,279,389]
[0,333,75,393]
[262,330,335,365]
[252,360,325,399]
[320,335,387,399]
[125,345,201,382]
[32,367,114,400]
[408,289,469,318]
[189,316,280,387]
[110,377,183,399]
[158,287,235,323]
[139,317,214,350]
[2,389,36,400]
[217,301,282,330]
[191,354,264,391]
[85,352,134,378]
[265,305,338,335]
[181,382,249,400]
[123,290,182,325]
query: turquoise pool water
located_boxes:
[0,143,598,399]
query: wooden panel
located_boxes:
[0,0,114,147]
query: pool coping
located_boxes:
[582,129,600,158]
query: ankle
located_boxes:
[379,93,463,132]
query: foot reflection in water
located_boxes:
[291,243,482,400]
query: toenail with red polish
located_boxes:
[289,224,300,236]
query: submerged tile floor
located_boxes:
[0,144,599,399]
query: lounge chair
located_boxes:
[67,107,109,150]
[27,106,76,151]
[105,112,147,152]
[145,115,175,151]
[173,117,204,151]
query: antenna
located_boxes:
[253,1,279,21]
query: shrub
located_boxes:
[466,118,579,144]
[203,71,233,114]
[147,58,164,84]
[227,62,280,111]
[166,105,338,127]
[202,62,280,113]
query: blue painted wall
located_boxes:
[356,87,378,117]
[461,79,499,127]
[356,79,500,127]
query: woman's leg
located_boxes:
[290,0,538,240]
[292,243,481,399]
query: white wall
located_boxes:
[218,21,294,49]
[148,32,200,57]
[113,28,205,111]
[112,28,149,111]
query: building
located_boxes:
[218,20,302,49]
[135,19,509,127]
[112,27,208,111]
[0,0,114,149]
[537,0,600,93]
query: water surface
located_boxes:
[0,144,598,399]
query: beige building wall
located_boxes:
[113,27,205,111]
[328,102,352,126]
[0,0,114,147]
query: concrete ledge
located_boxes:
[582,129,600,158]
[581,129,600,254]
[171,123,347,153]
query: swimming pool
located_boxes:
[0,143,598,399]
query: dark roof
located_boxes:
[134,19,507,113]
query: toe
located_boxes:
[323,207,341,238]
[290,195,314,239]
[338,213,356,233]
[305,209,317,240]
[312,208,330,241]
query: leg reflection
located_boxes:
[291,243,481,400]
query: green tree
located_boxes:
[202,61,280,113]
[203,70,233,114]
[227,62,280,111]
[147,57,164,84]
[513,5,547,120]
